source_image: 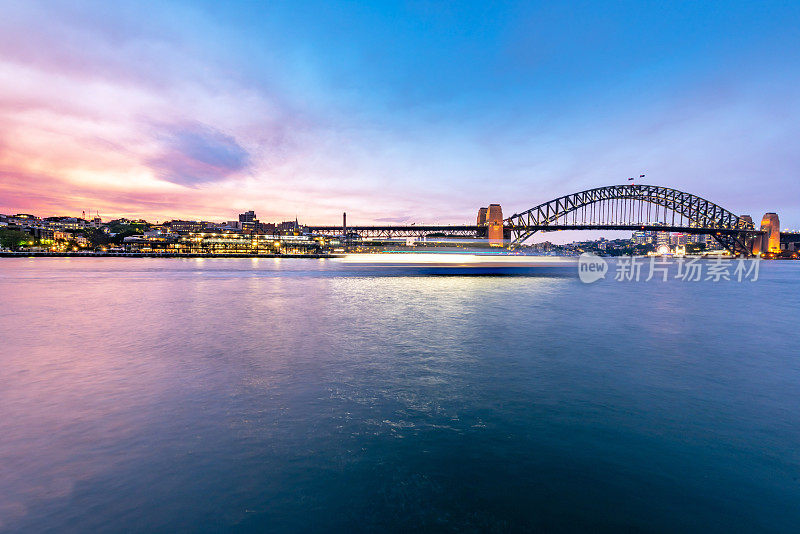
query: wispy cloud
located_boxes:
[148,123,251,187]
[0,1,798,232]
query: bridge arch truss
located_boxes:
[505,184,759,255]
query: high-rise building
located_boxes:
[656,231,670,246]
[704,233,722,250]
[670,233,687,246]
[239,210,257,223]
[632,230,656,245]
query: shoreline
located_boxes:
[0,251,795,260]
[0,252,338,259]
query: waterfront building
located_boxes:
[632,230,656,245]
[670,233,687,246]
[201,221,230,232]
[239,211,257,223]
[780,232,800,252]
[701,233,726,251]
[259,222,277,234]
[166,220,205,233]
[123,231,321,255]
[40,216,87,230]
[530,241,555,252]
[277,220,300,234]
[238,211,259,232]
[22,227,55,241]
[685,220,704,245]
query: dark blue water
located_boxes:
[1,258,798,532]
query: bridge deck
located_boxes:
[305,224,762,238]
[308,184,763,255]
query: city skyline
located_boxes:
[1,1,799,232]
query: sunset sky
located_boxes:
[1,1,799,228]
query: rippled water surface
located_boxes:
[1,258,799,532]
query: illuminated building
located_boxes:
[760,212,780,253]
[124,232,321,255]
[239,210,257,223]
[632,230,656,244]
[781,232,800,252]
[670,233,687,246]
[237,211,258,232]
[166,220,205,233]
[277,220,300,234]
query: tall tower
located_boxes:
[486,204,504,246]
[342,212,347,249]
[486,204,502,225]
[477,207,488,226]
[760,213,781,253]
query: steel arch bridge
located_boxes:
[306,184,763,256]
[505,184,759,254]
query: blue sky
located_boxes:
[1,0,798,234]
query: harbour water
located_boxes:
[1,257,799,532]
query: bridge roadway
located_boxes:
[306,184,767,255]
[305,224,760,239]
[305,225,477,238]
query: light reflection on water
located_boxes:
[1,258,799,532]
